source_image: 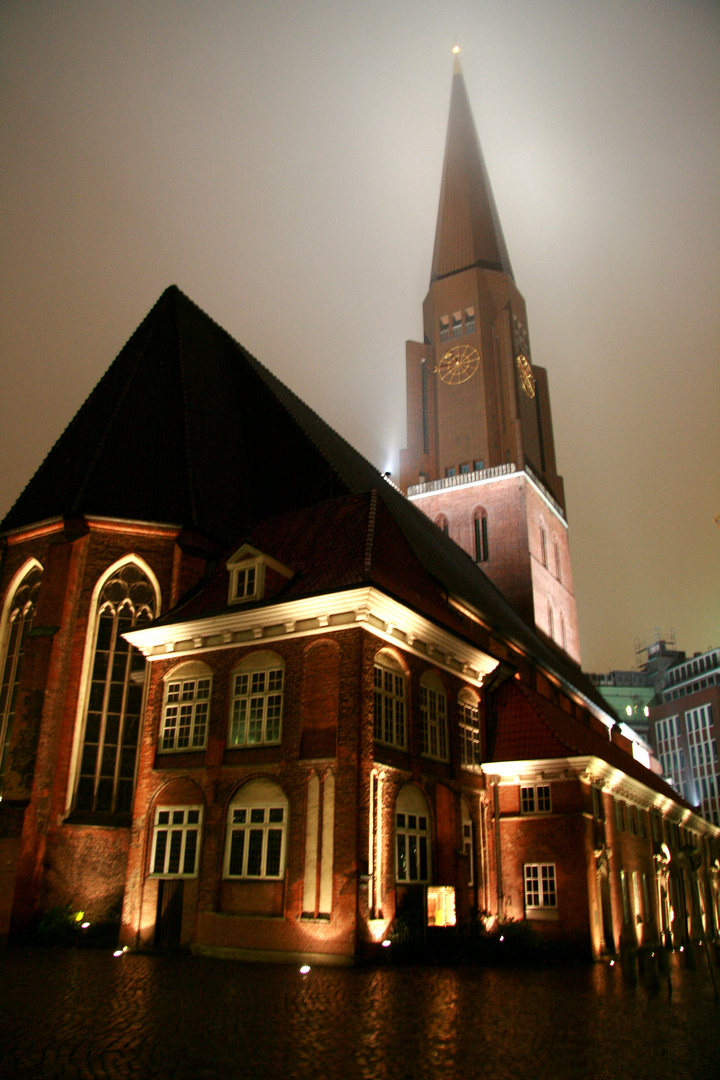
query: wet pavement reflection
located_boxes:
[1,948,718,1079]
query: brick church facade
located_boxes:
[1,60,718,963]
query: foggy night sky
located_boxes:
[1,1,718,673]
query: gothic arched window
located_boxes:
[74,560,157,817]
[473,508,489,563]
[0,562,42,790]
[540,523,548,568]
[547,600,555,642]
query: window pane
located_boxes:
[397,835,407,880]
[167,830,183,874]
[153,830,168,874]
[246,829,264,876]
[266,829,282,877]
[183,830,198,875]
[228,831,245,876]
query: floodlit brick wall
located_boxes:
[0,519,208,937]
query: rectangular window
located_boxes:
[427,885,456,926]
[462,822,474,886]
[459,695,481,768]
[396,813,429,882]
[229,667,284,746]
[150,807,202,877]
[160,678,210,751]
[233,565,257,601]
[374,663,406,749]
[473,460,484,472]
[633,871,642,923]
[452,313,462,337]
[614,799,624,831]
[524,863,557,909]
[459,463,470,475]
[465,308,475,334]
[620,870,631,924]
[521,784,551,814]
[420,684,448,760]
[592,786,604,821]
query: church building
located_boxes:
[0,60,717,964]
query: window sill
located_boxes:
[525,908,559,921]
[64,812,131,829]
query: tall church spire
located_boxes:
[401,57,581,663]
[430,56,513,284]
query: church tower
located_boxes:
[400,54,581,663]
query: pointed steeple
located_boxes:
[430,56,513,283]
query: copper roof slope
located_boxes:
[0,286,349,541]
[430,57,513,284]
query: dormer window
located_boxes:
[233,564,258,602]
[226,544,293,606]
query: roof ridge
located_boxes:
[363,489,378,577]
[69,290,172,515]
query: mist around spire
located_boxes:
[430,60,514,284]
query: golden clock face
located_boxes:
[515,354,536,398]
[434,344,480,385]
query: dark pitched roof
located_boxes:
[151,491,468,639]
[0,286,349,541]
[430,58,514,284]
[491,679,690,807]
[3,285,608,715]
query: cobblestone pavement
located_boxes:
[1,947,719,1080]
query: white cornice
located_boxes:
[123,585,499,687]
[409,467,567,528]
[487,755,719,837]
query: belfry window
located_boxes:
[0,563,42,790]
[75,562,156,816]
[465,307,475,334]
[540,525,548,568]
[473,510,489,563]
